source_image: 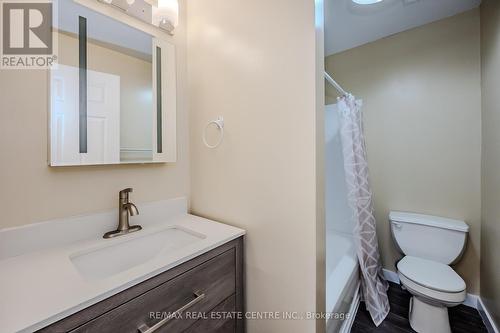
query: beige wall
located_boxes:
[480,0,500,327]
[187,0,321,332]
[0,2,189,228]
[326,10,482,293]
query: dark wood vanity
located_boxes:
[37,237,244,333]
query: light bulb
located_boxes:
[157,0,178,27]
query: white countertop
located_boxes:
[0,198,245,333]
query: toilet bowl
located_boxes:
[398,256,466,332]
[389,212,469,333]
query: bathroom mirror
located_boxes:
[49,0,176,166]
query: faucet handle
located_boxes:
[119,188,133,198]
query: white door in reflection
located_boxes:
[51,64,121,165]
[82,70,120,164]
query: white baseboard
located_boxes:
[339,282,361,333]
[478,297,500,333]
[382,268,478,309]
[463,293,479,309]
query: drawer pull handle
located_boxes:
[137,291,205,333]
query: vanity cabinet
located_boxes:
[37,237,244,333]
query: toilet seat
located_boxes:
[397,256,466,305]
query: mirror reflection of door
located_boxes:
[51,65,79,165]
[84,70,121,164]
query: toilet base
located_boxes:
[409,296,451,333]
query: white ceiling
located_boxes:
[325,0,481,56]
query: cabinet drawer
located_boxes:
[71,249,236,333]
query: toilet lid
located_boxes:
[397,256,466,293]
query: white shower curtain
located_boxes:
[337,94,390,326]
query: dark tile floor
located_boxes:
[351,282,488,333]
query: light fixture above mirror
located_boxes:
[153,0,179,33]
[97,0,179,35]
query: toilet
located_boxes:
[389,211,469,333]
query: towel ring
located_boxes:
[203,116,224,149]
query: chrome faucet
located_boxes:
[103,188,142,239]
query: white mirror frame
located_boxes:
[49,0,177,165]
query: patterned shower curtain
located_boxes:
[337,94,390,326]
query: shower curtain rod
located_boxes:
[324,72,349,96]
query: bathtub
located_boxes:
[326,231,359,333]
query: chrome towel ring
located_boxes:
[203,116,224,149]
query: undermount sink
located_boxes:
[70,227,205,280]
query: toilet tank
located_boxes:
[389,211,469,265]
